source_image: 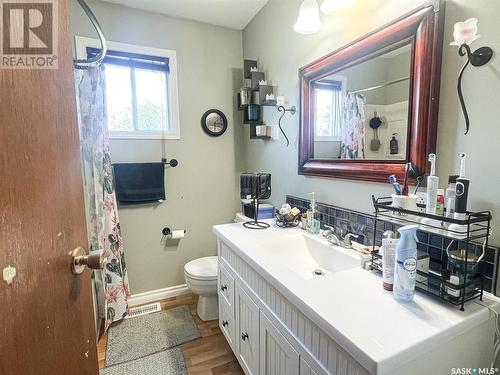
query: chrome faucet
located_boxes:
[322,225,341,246]
[341,233,359,249]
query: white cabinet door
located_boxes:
[236,284,260,375]
[259,312,299,375]
[299,358,318,375]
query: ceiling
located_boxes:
[100,0,269,30]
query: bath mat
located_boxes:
[100,347,186,375]
[105,305,200,367]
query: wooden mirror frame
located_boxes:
[298,1,445,182]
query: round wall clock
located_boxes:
[201,109,227,137]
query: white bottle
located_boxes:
[382,232,399,291]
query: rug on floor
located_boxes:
[105,305,201,367]
[100,347,186,375]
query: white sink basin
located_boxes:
[254,232,360,279]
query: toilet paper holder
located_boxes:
[161,227,186,242]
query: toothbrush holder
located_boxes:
[391,194,419,217]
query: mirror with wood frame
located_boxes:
[298,0,445,182]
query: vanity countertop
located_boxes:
[213,220,500,374]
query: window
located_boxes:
[314,77,345,141]
[75,37,180,139]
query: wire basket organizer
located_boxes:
[370,195,494,311]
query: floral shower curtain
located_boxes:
[340,93,366,160]
[75,66,130,330]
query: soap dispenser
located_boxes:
[306,192,321,234]
[389,133,399,155]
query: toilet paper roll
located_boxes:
[170,230,185,240]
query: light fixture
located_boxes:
[294,0,322,34]
[450,18,493,135]
[320,0,356,15]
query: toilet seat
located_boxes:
[184,256,218,281]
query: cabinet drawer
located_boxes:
[218,261,235,309]
[236,284,260,375]
[219,298,236,351]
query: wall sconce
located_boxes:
[294,0,357,34]
[294,0,322,34]
[450,18,494,135]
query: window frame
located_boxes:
[313,75,346,142]
[75,36,180,140]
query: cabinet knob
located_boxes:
[222,320,228,327]
[221,284,228,291]
[241,332,249,341]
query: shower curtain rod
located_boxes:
[350,76,410,94]
[73,0,107,69]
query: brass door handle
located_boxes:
[71,247,108,275]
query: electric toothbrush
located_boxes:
[448,153,469,237]
[421,153,441,226]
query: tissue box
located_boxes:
[242,202,275,220]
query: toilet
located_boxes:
[184,256,218,321]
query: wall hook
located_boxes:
[277,105,296,147]
[456,43,493,135]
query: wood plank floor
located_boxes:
[97,293,244,374]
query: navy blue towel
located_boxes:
[113,163,165,205]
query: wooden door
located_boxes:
[235,284,260,375]
[259,313,299,375]
[0,1,98,374]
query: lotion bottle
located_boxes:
[393,225,419,302]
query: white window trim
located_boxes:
[74,36,180,140]
[314,74,347,142]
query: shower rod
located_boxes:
[73,0,107,69]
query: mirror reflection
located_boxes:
[313,44,411,160]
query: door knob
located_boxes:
[71,247,108,275]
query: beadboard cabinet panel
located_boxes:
[218,240,370,375]
[260,312,299,375]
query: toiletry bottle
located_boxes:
[390,133,399,155]
[425,153,439,215]
[381,231,399,291]
[306,193,321,234]
[445,175,458,221]
[393,224,419,302]
[436,189,445,216]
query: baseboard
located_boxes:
[128,284,190,307]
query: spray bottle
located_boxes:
[393,224,419,302]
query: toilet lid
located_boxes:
[184,256,218,280]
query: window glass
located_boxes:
[135,68,168,132]
[105,64,133,131]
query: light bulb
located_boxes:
[294,0,322,34]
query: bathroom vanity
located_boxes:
[213,221,499,375]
